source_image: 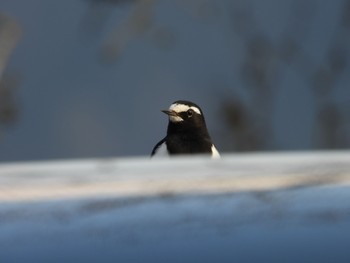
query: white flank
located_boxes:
[152,142,169,157]
[211,145,220,158]
[153,143,220,158]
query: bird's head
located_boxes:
[162,100,206,129]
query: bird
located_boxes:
[151,100,220,158]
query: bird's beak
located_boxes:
[161,110,178,117]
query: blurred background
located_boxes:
[0,0,349,162]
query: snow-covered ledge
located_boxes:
[1,151,350,262]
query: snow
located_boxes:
[0,151,350,262]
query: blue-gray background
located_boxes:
[0,0,349,162]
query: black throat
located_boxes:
[166,121,213,155]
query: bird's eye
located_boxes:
[187,109,193,117]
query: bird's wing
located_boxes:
[151,138,168,157]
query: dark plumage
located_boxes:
[151,100,220,158]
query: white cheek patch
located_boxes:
[169,115,184,122]
[169,104,201,115]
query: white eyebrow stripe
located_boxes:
[169,104,201,115]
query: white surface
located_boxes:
[0,151,350,262]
